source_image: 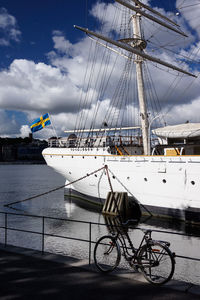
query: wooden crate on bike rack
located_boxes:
[102,192,128,216]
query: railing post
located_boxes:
[4,213,7,247]
[42,216,45,254]
[89,222,92,265]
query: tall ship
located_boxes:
[42,0,200,223]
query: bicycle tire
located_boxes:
[94,235,121,273]
[137,242,175,285]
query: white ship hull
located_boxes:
[43,147,200,223]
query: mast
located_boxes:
[131,7,149,155]
[74,0,197,155]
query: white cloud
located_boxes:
[20,125,31,138]
[0,59,92,114]
[0,7,21,45]
[52,30,73,54]
[166,95,200,125]
[176,0,200,38]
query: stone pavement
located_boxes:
[0,245,200,300]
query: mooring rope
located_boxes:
[4,166,106,209]
[4,164,152,217]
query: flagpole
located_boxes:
[48,113,59,141]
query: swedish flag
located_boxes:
[30,113,51,133]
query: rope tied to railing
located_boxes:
[4,164,151,218]
[4,165,107,209]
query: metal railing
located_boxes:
[0,211,200,264]
[0,211,97,265]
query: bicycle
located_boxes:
[94,219,176,285]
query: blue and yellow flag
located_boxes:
[30,113,51,133]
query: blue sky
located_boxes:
[0,0,200,138]
[0,0,93,68]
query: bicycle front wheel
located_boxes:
[138,242,175,285]
[94,235,121,273]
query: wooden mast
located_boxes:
[131,9,149,155]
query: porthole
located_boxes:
[112,176,115,179]
[191,181,195,185]
[144,178,147,182]
[83,156,84,159]
[62,156,63,158]
[163,179,166,183]
[71,156,73,158]
[95,156,97,159]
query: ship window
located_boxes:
[62,156,63,158]
[72,156,73,158]
[163,179,166,183]
[191,181,195,185]
[95,156,97,159]
[112,176,115,179]
[83,156,84,159]
[144,178,147,181]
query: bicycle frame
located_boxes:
[112,226,153,262]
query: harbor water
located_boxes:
[0,164,200,285]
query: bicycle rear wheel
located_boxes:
[94,235,121,273]
[138,242,175,285]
